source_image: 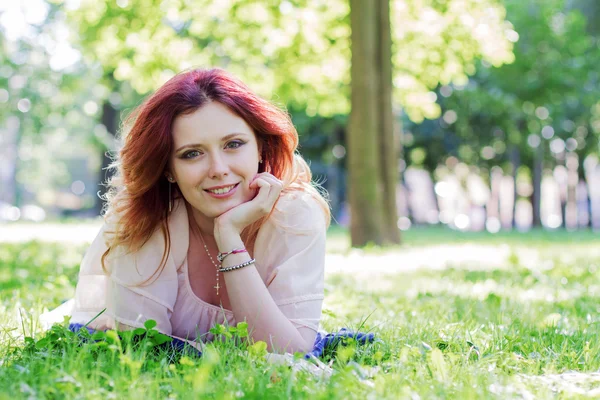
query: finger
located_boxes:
[251,178,272,203]
[262,174,283,186]
[256,176,282,207]
[257,179,281,195]
[254,172,282,185]
[255,175,282,209]
[250,177,270,190]
[265,182,282,209]
[250,173,270,187]
[255,178,283,215]
[262,176,283,196]
[256,174,283,191]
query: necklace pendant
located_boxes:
[196,226,223,296]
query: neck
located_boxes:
[185,202,215,237]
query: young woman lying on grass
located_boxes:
[46,68,330,355]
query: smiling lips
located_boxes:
[204,183,239,195]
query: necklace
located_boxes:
[197,229,222,296]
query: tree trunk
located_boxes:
[94,100,119,215]
[348,0,384,246]
[532,144,543,227]
[331,125,346,221]
[348,0,399,246]
[557,156,568,228]
[565,152,578,230]
[509,145,520,228]
[377,0,401,244]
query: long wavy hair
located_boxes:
[101,68,330,282]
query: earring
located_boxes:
[168,182,172,212]
[259,158,263,164]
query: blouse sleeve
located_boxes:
[72,203,188,335]
[254,192,328,332]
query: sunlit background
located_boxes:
[1,0,599,235]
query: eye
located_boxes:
[181,150,202,159]
[226,140,245,149]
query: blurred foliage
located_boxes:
[390,0,515,122]
[56,0,513,119]
[0,4,103,208]
[0,0,517,213]
[405,0,600,173]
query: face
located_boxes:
[169,101,261,221]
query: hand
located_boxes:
[214,172,283,237]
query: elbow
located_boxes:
[284,327,318,354]
[288,339,312,355]
[267,338,312,355]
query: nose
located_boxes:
[208,152,229,179]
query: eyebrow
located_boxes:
[174,133,250,153]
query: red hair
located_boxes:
[102,68,329,280]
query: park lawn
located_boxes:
[1,228,600,398]
[326,225,600,253]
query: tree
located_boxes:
[571,0,600,35]
[346,0,515,245]
[60,0,513,244]
[405,0,600,228]
[347,0,398,245]
[0,4,101,213]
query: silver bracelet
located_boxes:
[218,258,256,273]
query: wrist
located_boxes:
[214,222,244,252]
[214,217,239,237]
[217,248,248,262]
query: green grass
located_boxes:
[326,225,600,253]
[2,228,600,398]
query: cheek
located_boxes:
[173,163,205,186]
[232,161,258,180]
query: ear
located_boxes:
[164,171,175,182]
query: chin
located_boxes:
[215,200,245,215]
[198,200,244,219]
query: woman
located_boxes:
[58,68,330,355]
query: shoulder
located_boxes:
[265,190,329,235]
[101,199,189,284]
[253,191,327,279]
[254,190,328,266]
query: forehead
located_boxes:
[172,101,253,144]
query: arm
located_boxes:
[213,174,325,354]
[215,225,316,354]
[72,204,187,342]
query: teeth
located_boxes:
[208,185,235,195]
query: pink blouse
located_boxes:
[67,191,327,342]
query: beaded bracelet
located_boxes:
[217,258,256,273]
[217,248,248,262]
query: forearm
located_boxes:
[215,227,311,354]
